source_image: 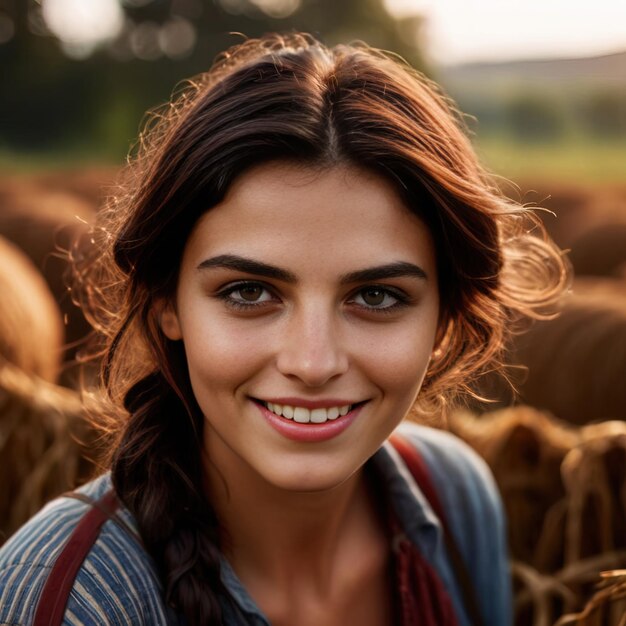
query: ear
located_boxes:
[156,300,183,341]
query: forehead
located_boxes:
[183,161,437,277]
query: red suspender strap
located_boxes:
[389,434,485,626]
[33,489,120,626]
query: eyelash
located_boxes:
[215,281,411,313]
[215,281,278,310]
[351,286,411,313]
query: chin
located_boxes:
[259,460,362,494]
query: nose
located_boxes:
[276,305,349,387]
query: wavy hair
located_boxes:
[75,32,568,624]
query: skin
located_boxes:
[160,160,440,625]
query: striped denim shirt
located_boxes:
[0,423,512,625]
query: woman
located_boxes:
[0,33,566,625]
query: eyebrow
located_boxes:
[340,262,428,284]
[197,255,297,282]
[197,255,428,283]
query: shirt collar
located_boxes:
[371,441,443,560]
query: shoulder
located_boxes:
[392,421,512,626]
[0,474,171,625]
[393,420,505,554]
[394,421,500,513]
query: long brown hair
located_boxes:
[76,32,567,624]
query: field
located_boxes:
[476,137,626,185]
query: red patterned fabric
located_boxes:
[391,521,460,626]
[33,490,120,626]
[389,434,484,626]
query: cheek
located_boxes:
[375,340,432,394]
[180,315,272,397]
[355,315,439,403]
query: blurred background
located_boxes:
[1,1,625,624]
[1,0,625,177]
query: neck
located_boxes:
[206,458,371,587]
[201,435,395,625]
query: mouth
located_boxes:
[253,399,367,424]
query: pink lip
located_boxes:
[260,397,359,410]
[255,401,365,443]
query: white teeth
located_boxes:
[293,407,310,423]
[310,408,327,423]
[263,402,357,423]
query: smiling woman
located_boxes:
[159,162,440,493]
[0,32,566,626]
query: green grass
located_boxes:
[474,136,626,185]
[2,137,625,185]
[0,149,123,174]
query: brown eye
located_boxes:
[239,285,264,301]
[218,282,276,308]
[352,286,406,311]
[361,288,386,306]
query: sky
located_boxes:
[383,0,626,65]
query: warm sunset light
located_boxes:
[41,0,124,54]
[384,0,626,64]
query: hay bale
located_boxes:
[451,407,579,571]
[556,571,626,626]
[496,278,626,425]
[569,223,626,278]
[0,181,97,377]
[0,235,64,382]
[0,233,101,542]
[562,422,626,566]
[0,362,100,543]
[451,407,626,626]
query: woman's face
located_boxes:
[161,161,440,493]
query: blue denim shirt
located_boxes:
[0,423,512,625]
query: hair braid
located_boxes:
[112,372,226,624]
